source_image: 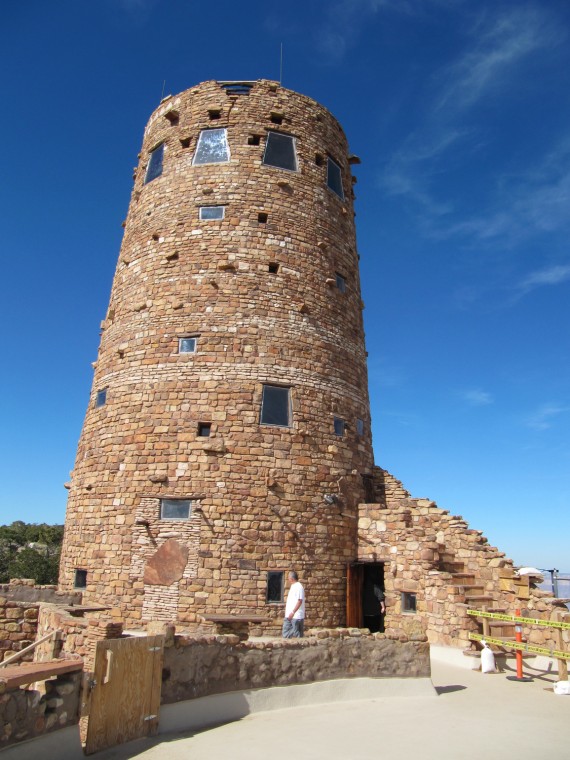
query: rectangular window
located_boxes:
[74,569,87,589]
[95,388,107,407]
[145,143,164,184]
[192,128,230,165]
[266,571,284,603]
[333,416,345,436]
[160,499,192,519]
[199,206,225,220]
[262,132,297,172]
[260,384,291,427]
[327,157,344,199]
[179,337,197,353]
[336,273,346,293]
[197,422,211,437]
[356,418,364,436]
[268,262,279,274]
[402,592,417,613]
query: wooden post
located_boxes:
[515,608,523,680]
[552,609,568,682]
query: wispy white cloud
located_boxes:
[461,389,494,406]
[526,404,569,431]
[516,264,570,295]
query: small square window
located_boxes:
[260,385,291,427]
[200,206,225,220]
[262,132,297,172]
[258,212,268,223]
[266,571,284,603]
[270,113,284,125]
[336,273,346,293]
[74,569,87,589]
[248,134,261,146]
[160,499,192,519]
[268,262,279,274]
[145,143,164,184]
[179,337,197,353]
[356,418,364,436]
[333,416,345,436]
[193,128,230,165]
[197,422,211,437]
[95,388,107,407]
[402,592,417,613]
[327,157,344,199]
[208,109,222,120]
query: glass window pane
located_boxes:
[200,206,225,220]
[74,569,87,589]
[267,571,284,603]
[336,273,346,293]
[356,418,364,436]
[334,416,345,436]
[179,337,197,353]
[145,143,164,184]
[198,422,211,437]
[262,132,297,171]
[161,499,191,519]
[260,385,291,426]
[193,128,230,165]
[96,388,107,407]
[327,157,344,198]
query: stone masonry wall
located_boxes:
[359,468,570,652]
[161,629,430,703]
[60,79,374,630]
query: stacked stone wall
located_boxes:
[0,597,38,663]
[60,79,374,629]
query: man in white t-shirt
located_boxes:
[282,570,305,638]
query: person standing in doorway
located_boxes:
[362,571,385,633]
[282,570,305,638]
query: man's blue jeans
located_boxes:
[282,618,304,638]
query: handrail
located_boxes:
[0,629,62,668]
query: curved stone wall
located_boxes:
[60,79,374,628]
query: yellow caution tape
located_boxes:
[467,609,570,630]
[469,632,570,660]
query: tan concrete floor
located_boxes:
[91,657,569,760]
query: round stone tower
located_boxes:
[60,79,374,629]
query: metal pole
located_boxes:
[515,608,523,679]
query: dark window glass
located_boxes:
[95,388,107,407]
[356,418,364,436]
[200,206,225,220]
[145,144,164,184]
[402,592,417,613]
[327,157,344,198]
[161,499,192,519]
[334,416,345,436]
[267,571,284,603]
[193,128,230,164]
[260,385,291,427]
[336,273,346,293]
[262,132,297,171]
[198,422,211,437]
[74,569,87,589]
[179,337,197,353]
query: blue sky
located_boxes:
[1,0,568,569]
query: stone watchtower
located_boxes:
[59,79,374,629]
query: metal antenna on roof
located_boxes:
[279,43,283,85]
[161,80,166,101]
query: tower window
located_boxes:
[145,143,164,184]
[74,569,87,589]
[268,262,279,274]
[179,337,197,353]
[270,113,284,125]
[95,388,107,407]
[266,571,284,603]
[262,132,297,172]
[160,499,192,519]
[192,128,230,165]
[197,422,211,437]
[248,134,261,146]
[356,418,364,436]
[327,157,344,199]
[260,385,291,427]
[208,109,222,120]
[333,416,345,436]
[258,212,268,223]
[336,273,346,293]
[199,206,225,220]
[402,592,417,613]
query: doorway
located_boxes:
[346,562,385,631]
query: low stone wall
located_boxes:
[0,597,39,663]
[162,629,430,703]
[0,669,81,749]
[0,580,81,606]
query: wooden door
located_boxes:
[346,563,363,627]
[84,635,164,755]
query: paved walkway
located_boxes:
[94,657,569,760]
